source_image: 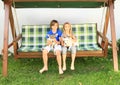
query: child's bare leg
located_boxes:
[62,54,67,71]
[70,54,76,70]
[56,50,63,74]
[70,46,76,70]
[62,46,67,71]
[39,49,48,73]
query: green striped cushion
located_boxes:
[18,24,101,52]
[72,24,101,51]
[18,25,49,52]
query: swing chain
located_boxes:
[12,0,20,37]
[100,2,106,33]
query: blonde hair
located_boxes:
[63,22,72,36]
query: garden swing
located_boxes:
[2,0,118,77]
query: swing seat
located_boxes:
[16,23,108,58]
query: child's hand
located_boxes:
[62,43,65,46]
[47,39,52,46]
[53,39,60,45]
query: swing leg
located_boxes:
[3,3,10,77]
[109,0,118,71]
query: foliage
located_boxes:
[117,38,120,53]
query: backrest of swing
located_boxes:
[21,25,49,47]
[71,24,101,51]
[18,23,101,52]
[18,25,49,52]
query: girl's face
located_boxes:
[64,24,71,31]
[51,23,58,30]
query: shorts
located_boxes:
[43,45,62,54]
[62,46,76,55]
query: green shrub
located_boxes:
[117,39,120,51]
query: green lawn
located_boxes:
[0,51,120,85]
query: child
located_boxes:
[60,22,77,71]
[39,20,63,74]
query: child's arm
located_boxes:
[53,38,61,45]
[59,37,64,46]
[71,34,77,42]
[46,38,52,46]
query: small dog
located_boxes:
[63,36,73,47]
[48,34,57,48]
[63,36,78,49]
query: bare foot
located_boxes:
[70,65,75,70]
[59,68,63,74]
[62,65,66,71]
[39,67,48,74]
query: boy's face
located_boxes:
[51,23,58,30]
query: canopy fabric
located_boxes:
[13,2,105,8]
[2,0,115,8]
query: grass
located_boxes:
[0,51,120,85]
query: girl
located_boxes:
[61,22,77,71]
[39,20,63,74]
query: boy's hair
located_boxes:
[50,20,59,28]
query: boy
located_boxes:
[39,20,63,74]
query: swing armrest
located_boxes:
[97,31,108,50]
[13,34,22,42]
[97,31,107,41]
[7,34,22,49]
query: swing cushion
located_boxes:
[18,25,48,52]
[72,24,101,51]
[18,24,101,52]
